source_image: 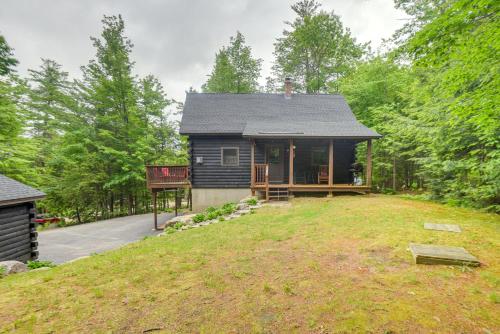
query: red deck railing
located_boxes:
[146,165,190,188]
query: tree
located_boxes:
[0,36,38,184]
[203,32,262,93]
[340,57,420,191]
[341,0,500,211]
[271,0,364,93]
[401,0,500,210]
[27,59,73,139]
[0,35,18,76]
[41,15,185,221]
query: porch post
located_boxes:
[328,139,334,187]
[289,138,294,186]
[250,139,255,195]
[174,189,178,216]
[366,139,372,187]
[153,190,158,230]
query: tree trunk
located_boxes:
[76,206,82,224]
[392,156,397,190]
[128,193,133,216]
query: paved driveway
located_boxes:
[37,213,173,264]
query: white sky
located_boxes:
[1,0,407,103]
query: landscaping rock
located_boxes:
[238,209,251,215]
[165,214,196,227]
[0,261,28,275]
[31,267,51,272]
[249,205,262,209]
[237,202,249,210]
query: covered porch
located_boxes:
[250,138,373,199]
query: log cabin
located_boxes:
[0,174,45,262]
[154,79,381,211]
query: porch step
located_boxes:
[268,188,289,201]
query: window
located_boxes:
[268,147,281,163]
[221,147,239,166]
[311,148,327,165]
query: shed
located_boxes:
[0,174,45,262]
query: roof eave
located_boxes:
[0,195,46,207]
[242,134,383,139]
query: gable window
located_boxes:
[221,147,239,166]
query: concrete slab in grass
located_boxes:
[409,243,480,267]
[424,223,461,233]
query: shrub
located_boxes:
[246,198,258,206]
[205,206,217,213]
[173,222,184,230]
[207,209,224,220]
[218,216,225,222]
[193,213,206,223]
[206,211,219,220]
[164,227,176,234]
[165,208,173,213]
[221,203,237,215]
[27,260,56,270]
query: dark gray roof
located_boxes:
[0,174,46,206]
[180,93,381,138]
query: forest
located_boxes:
[0,0,498,223]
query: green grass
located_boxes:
[0,195,498,333]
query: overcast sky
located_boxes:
[1,0,407,103]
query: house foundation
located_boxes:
[191,188,251,211]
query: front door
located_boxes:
[266,145,284,183]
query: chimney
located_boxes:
[284,77,292,99]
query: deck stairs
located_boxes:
[267,187,289,201]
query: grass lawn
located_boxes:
[0,195,499,333]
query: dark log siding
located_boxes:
[189,136,357,187]
[190,136,252,188]
[333,140,356,184]
[0,203,38,262]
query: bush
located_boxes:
[221,203,237,215]
[164,226,176,234]
[165,208,173,213]
[193,213,206,223]
[246,198,258,206]
[218,216,225,222]
[206,209,224,220]
[173,222,184,230]
[27,260,56,270]
[206,211,219,220]
[205,206,217,213]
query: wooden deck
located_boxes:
[145,165,192,230]
[252,183,370,193]
[146,165,191,190]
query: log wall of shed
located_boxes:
[0,203,38,262]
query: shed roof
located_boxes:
[0,174,46,206]
[179,93,381,138]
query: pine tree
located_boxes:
[203,32,262,93]
[28,59,73,139]
[0,35,18,76]
[271,0,364,93]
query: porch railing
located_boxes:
[146,165,190,188]
[253,163,268,186]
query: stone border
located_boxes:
[159,196,264,236]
